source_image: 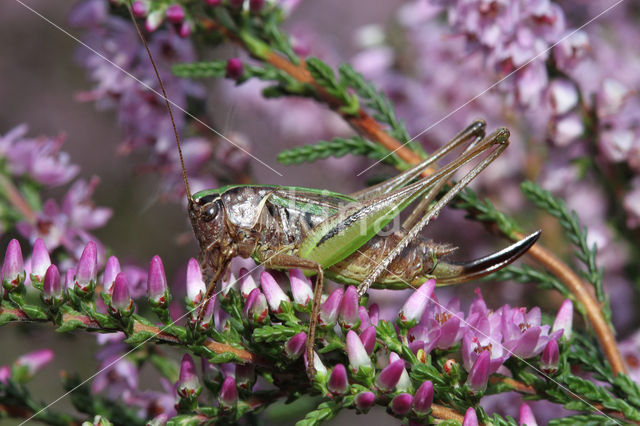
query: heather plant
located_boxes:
[1,0,640,425]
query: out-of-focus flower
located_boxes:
[92,355,138,398]
[519,403,538,426]
[14,349,55,380]
[226,58,244,80]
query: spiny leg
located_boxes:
[357,128,510,297]
[349,120,486,201]
[196,261,227,323]
[262,254,324,381]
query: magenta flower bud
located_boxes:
[179,21,192,38]
[388,352,411,391]
[249,0,264,13]
[359,306,370,328]
[197,297,216,331]
[319,288,343,326]
[339,286,360,329]
[346,330,372,371]
[304,351,328,377]
[355,391,375,413]
[540,339,559,374]
[466,350,490,394]
[552,299,573,340]
[290,269,313,307]
[165,4,185,23]
[391,393,413,416]
[239,269,257,299]
[30,238,50,285]
[103,256,121,294]
[145,10,163,32]
[519,403,538,426]
[147,255,169,307]
[186,258,206,304]
[359,326,377,355]
[74,241,97,295]
[398,279,434,326]
[413,380,434,414]
[0,365,10,385]
[15,349,54,378]
[132,0,148,17]
[376,359,405,392]
[328,364,348,395]
[177,354,201,399]
[111,273,133,315]
[245,288,268,323]
[226,58,244,80]
[206,0,222,5]
[285,331,307,359]
[219,376,238,408]
[2,239,24,291]
[260,271,290,313]
[42,265,62,305]
[463,407,479,426]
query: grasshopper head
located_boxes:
[189,192,228,260]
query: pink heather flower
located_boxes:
[398,279,434,326]
[186,258,206,304]
[197,297,215,331]
[461,321,507,376]
[0,365,10,384]
[501,305,562,359]
[548,79,579,116]
[177,354,201,399]
[359,326,377,355]
[15,349,54,378]
[391,393,413,416]
[553,30,589,70]
[103,256,121,294]
[519,403,538,426]
[226,58,244,80]
[289,269,313,307]
[74,241,97,295]
[413,380,434,414]
[339,286,360,329]
[111,273,132,314]
[346,330,372,372]
[239,268,257,299]
[285,331,307,359]
[260,271,290,313]
[540,339,560,374]
[463,407,479,426]
[319,288,343,326]
[145,10,164,31]
[376,359,405,392]
[2,239,24,290]
[552,299,573,340]
[328,364,349,395]
[30,238,51,284]
[42,265,62,305]
[131,0,148,17]
[67,0,108,28]
[147,255,169,307]
[408,325,441,355]
[421,294,465,349]
[92,356,138,397]
[354,391,375,413]
[550,113,583,147]
[165,4,185,23]
[243,288,268,323]
[466,350,490,394]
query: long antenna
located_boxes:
[126,2,192,200]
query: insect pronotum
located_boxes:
[127,3,540,380]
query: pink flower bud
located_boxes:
[43,265,62,305]
[540,339,559,374]
[226,58,244,80]
[466,350,490,394]
[111,273,133,315]
[375,359,404,392]
[552,299,573,340]
[519,403,538,426]
[177,354,201,398]
[319,288,343,326]
[260,271,290,313]
[285,331,306,359]
[218,376,238,407]
[2,239,24,291]
[103,256,121,294]
[328,364,348,395]
[165,4,185,23]
[15,349,54,378]
[463,407,479,426]
[413,380,434,414]
[398,279,434,325]
[359,326,377,355]
[339,286,360,329]
[186,258,206,304]
[132,0,148,17]
[30,238,50,284]
[290,269,313,307]
[147,255,169,307]
[355,391,375,413]
[346,330,372,371]
[75,242,97,295]
[391,393,413,416]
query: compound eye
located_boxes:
[202,202,219,222]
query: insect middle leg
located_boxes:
[261,253,323,380]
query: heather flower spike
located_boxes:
[346,330,372,372]
[111,273,133,316]
[391,393,413,416]
[30,238,51,285]
[398,279,434,326]
[148,255,170,308]
[74,241,97,297]
[552,299,573,340]
[285,331,307,359]
[290,269,313,307]
[260,271,290,313]
[42,265,63,306]
[319,287,343,326]
[466,350,490,394]
[2,239,24,291]
[103,256,121,294]
[177,354,201,399]
[339,286,360,329]
[186,258,206,304]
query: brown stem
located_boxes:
[1,307,256,363]
[0,174,37,223]
[431,403,465,422]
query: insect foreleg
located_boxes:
[197,260,228,323]
[356,128,510,297]
[261,254,323,380]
